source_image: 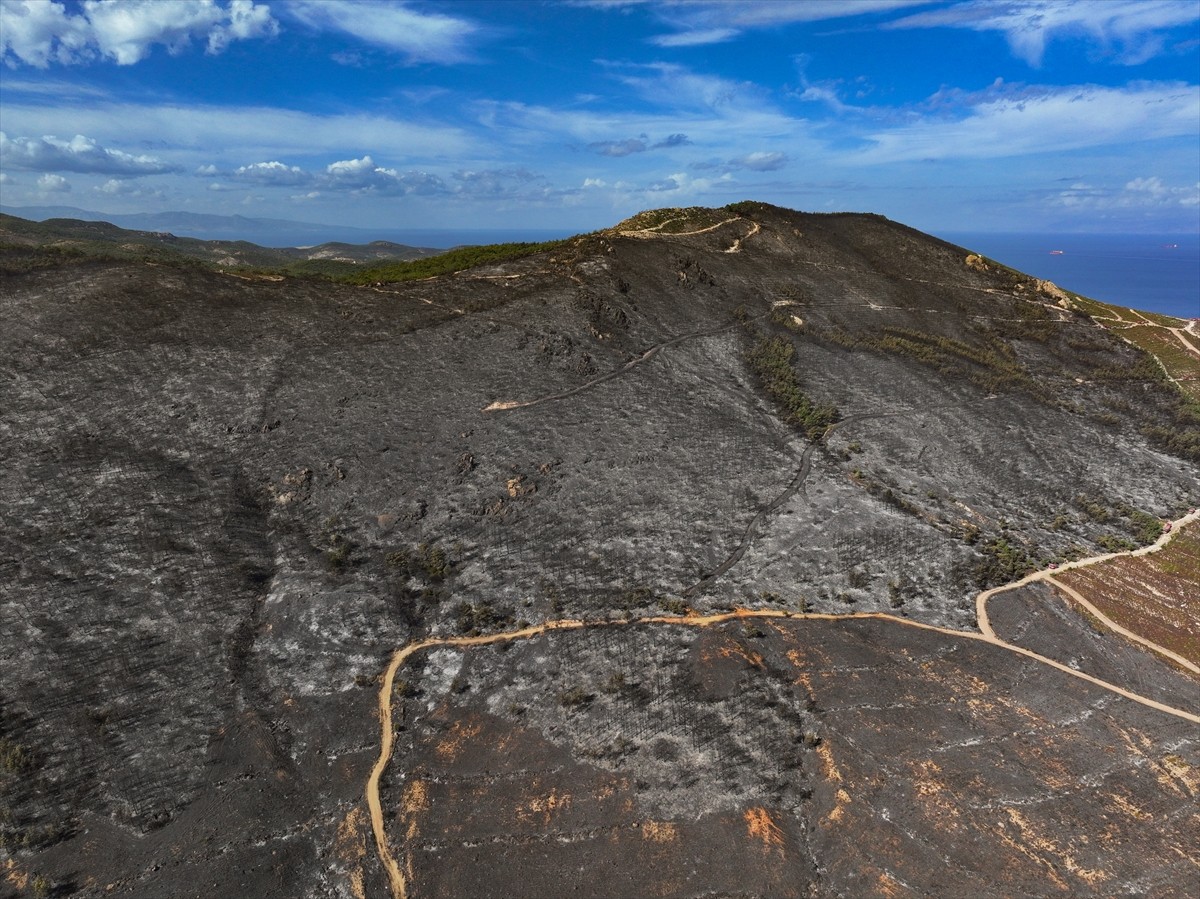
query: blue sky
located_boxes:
[1,0,1198,234]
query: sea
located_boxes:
[938,232,1200,320]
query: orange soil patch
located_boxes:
[1055,530,1200,674]
[744,807,786,852]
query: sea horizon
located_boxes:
[938,231,1200,320]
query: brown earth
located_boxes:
[380,617,1198,898]
[1055,530,1200,670]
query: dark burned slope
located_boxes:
[1,203,1197,897]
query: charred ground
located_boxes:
[1,203,1197,897]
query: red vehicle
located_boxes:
[1163,522,1173,533]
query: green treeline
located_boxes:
[345,239,570,285]
[746,334,840,439]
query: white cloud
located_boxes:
[1051,176,1200,210]
[888,0,1200,66]
[586,132,691,157]
[284,0,480,64]
[0,0,277,68]
[37,172,69,191]
[610,62,758,112]
[641,170,732,197]
[731,151,789,171]
[1,101,473,166]
[234,160,309,185]
[855,82,1200,164]
[217,154,451,197]
[0,75,110,99]
[589,136,648,157]
[326,155,378,178]
[0,0,90,67]
[621,0,927,47]
[0,130,178,174]
[452,168,544,199]
[650,27,737,47]
[95,177,163,198]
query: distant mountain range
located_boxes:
[0,204,570,249]
[0,210,444,269]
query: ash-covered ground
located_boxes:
[2,204,1197,897]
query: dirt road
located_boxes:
[366,515,1200,897]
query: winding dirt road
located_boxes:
[977,510,1200,677]
[364,259,1200,898]
[366,514,1200,899]
[616,215,745,239]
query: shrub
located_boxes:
[973,537,1037,587]
[0,738,32,773]
[659,597,689,615]
[559,686,593,708]
[387,542,452,581]
[453,600,513,635]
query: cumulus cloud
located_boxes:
[284,0,480,65]
[37,172,69,191]
[214,156,565,203]
[0,131,178,174]
[888,0,1200,66]
[325,155,378,180]
[233,160,309,186]
[0,0,277,68]
[222,154,450,197]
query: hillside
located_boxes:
[0,212,442,275]
[1,203,1197,898]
